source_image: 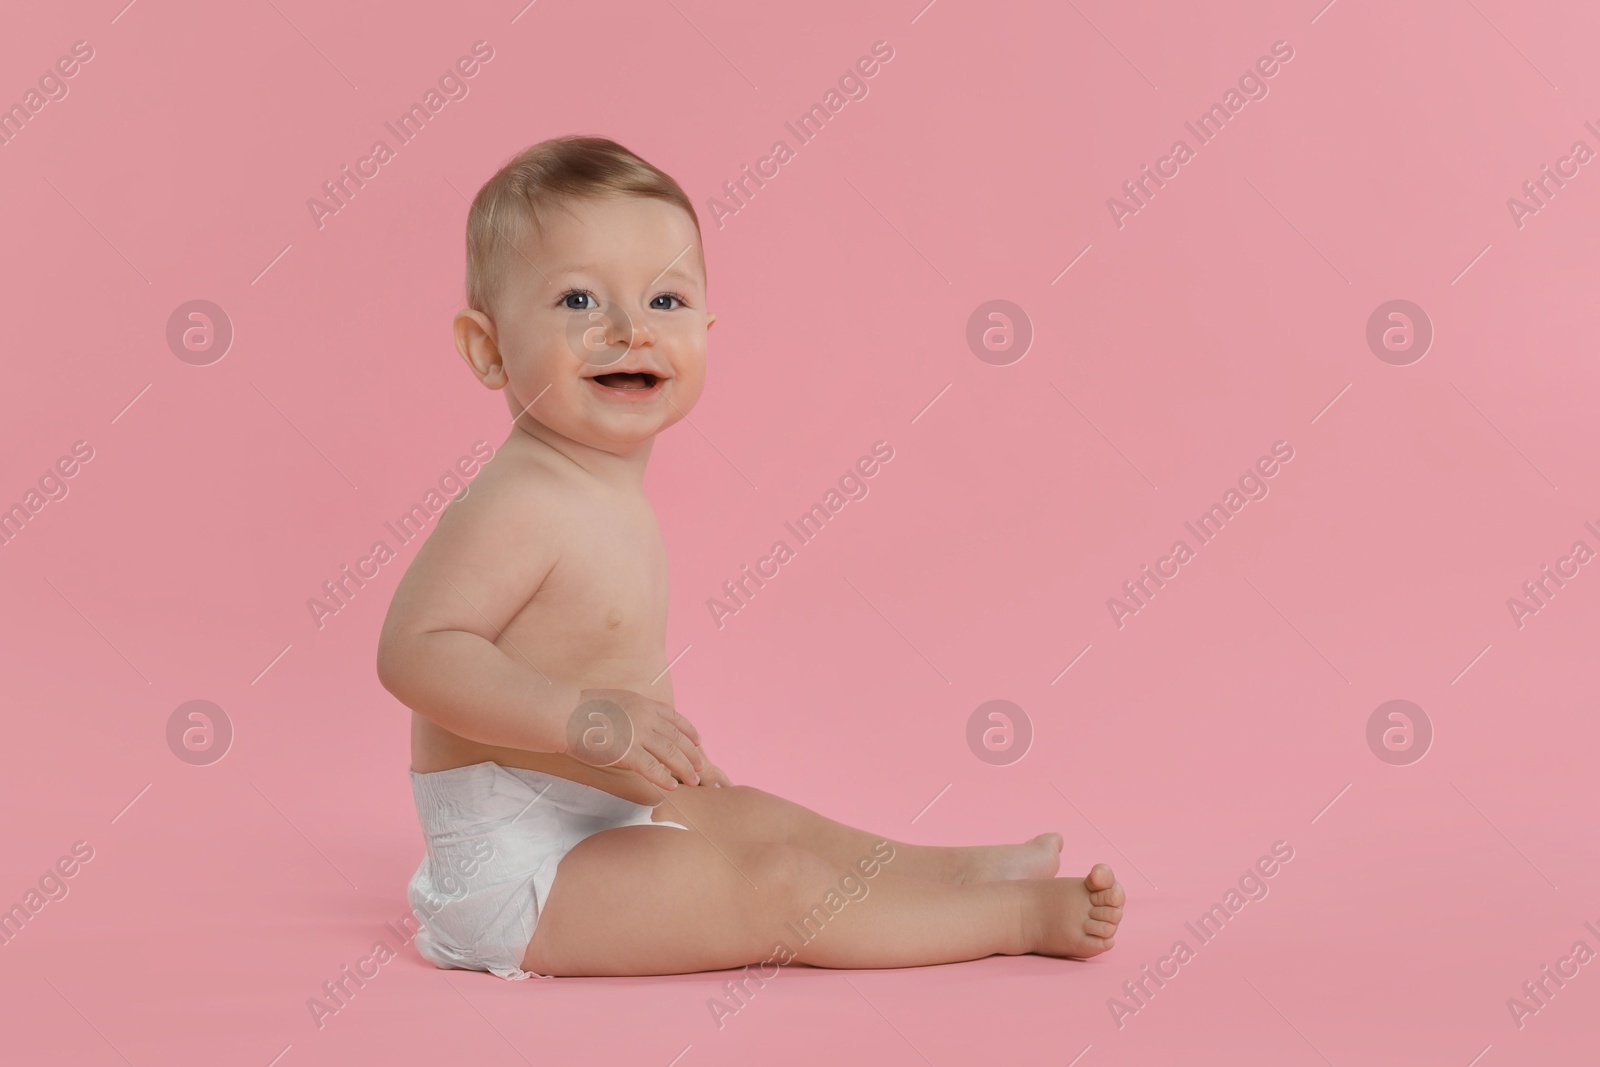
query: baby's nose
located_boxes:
[617,313,654,345]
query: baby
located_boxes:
[376,135,1125,979]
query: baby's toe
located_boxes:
[1085,919,1118,940]
[1090,879,1125,909]
[1090,905,1122,924]
[1084,863,1115,892]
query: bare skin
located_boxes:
[377,192,1125,978]
[649,784,1066,884]
[527,830,1124,977]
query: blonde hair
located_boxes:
[464,135,701,316]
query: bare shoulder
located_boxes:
[452,433,580,529]
[380,435,575,644]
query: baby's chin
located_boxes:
[553,412,681,455]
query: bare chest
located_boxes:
[499,504,670,675]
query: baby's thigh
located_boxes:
[525,824,813,977]
[649,783,794,841]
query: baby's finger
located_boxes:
[661,716,706,771]
[630,747,678,791]
[665,707,703,749]
[648,730,701,786]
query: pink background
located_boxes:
[2,0,1597,1063]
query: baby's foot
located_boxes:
[960,833,1063,884]
[1031,863,1124,958]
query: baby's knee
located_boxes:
[718,783,772,807]
[721,784,798,834]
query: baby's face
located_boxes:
[490,194,712,453]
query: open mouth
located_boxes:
[589,372,661,392]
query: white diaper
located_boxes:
[407,761,686,980]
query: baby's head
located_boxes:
[454,135,713,454]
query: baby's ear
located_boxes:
[454,309,506,389]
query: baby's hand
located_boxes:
[564,689,706,791]
[696,760,733,788]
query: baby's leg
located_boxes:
[652,784,1061,884]
[523,824,1123,976]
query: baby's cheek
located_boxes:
[667,361,707,398]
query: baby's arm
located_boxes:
[377,483,577,753]
[376,480,707,789]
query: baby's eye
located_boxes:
[650,293,685,311]
[562,290,597,310]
